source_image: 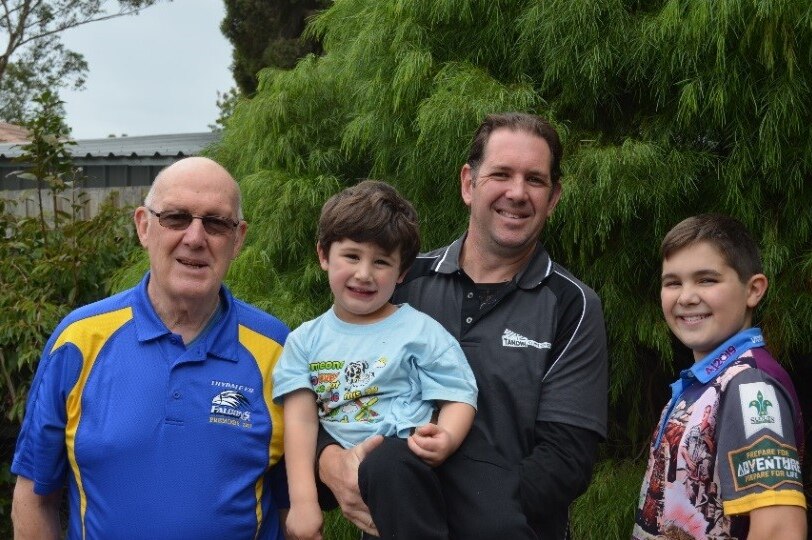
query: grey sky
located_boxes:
[60,0,233,140]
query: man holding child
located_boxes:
[318,113,609,539]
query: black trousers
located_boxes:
[357,428,538,540]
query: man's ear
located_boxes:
[133,206,150,247]
[460,164,474,207]
[547,182,563,214]
[230,221,248,259]
[745,273,768,309]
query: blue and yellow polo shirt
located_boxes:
[12,273,289,539]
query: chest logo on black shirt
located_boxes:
[210,390,252,428]
[501,329,550,350]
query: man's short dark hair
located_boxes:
[466,112,564,183]
[661,214,763,282]
[317,180,420,273]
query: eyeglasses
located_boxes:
[147,207,239,235]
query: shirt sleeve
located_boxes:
[520,420,600,526]
[535,282,608,438]
[717,368,806,515]
[11,341,82,495]
[518,279,607,525]
[271,328,314,404]
[412,319,478,409]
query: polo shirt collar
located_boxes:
[431,235,465,274]
[674,327,765,388]
[432,233,553,289]
[653,327,765,448]
[132,272,240,362]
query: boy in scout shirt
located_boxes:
[633,214,806,539]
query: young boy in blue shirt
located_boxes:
[273,180,480,540]
[633,214,806,539]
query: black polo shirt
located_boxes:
[393,234,608,470]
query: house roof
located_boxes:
[0,122,29,142]
[0,131,220,159]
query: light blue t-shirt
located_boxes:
[273,303,477,448]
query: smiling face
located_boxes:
[461,128,562,261]
[134,158,247,310]
[318,238,404,324]
[660,241,767,361]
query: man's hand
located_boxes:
[408,423,456,467]
[318,435,384,535]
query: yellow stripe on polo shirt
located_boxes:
[723,489,807,515]
[53,306,133,540]
[238,324,285,537]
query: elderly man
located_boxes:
[11,157,289,539]
[319,113,608,539]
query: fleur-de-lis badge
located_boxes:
[749,390,773,417]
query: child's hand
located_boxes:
[408,423,456,467]
[285,500,324,540]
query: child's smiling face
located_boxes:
[660,240,767,361]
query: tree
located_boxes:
[123,0,812,535]
[220,0,327,96]
[0,0,163,123]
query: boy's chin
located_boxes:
[685,339,727,362]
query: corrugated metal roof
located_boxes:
[0,131,220,159]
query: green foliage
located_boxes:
[0,91,140,422]
[220,0,328,95]
[0,462,13,538]
[323,508,358,539]
[571,459,645,539]
[210,0,812,446]
[195,0,812,534]
[209,87,242,131]
[1,90,139,533]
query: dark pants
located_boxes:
[358,429,538,540]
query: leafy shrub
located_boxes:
[0,91,139,534]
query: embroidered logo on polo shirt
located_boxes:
[209,389,252,428]
[728,435,802,491]
[739,382,782,438]
[501,329,551,350]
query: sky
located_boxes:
[60,0,234,140]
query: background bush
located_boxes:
[0,92,140,535]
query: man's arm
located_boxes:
[12,476,62,540]
[747,505,806,540]
[520,421,600,520]
[522,277,607,521]
[316,430,383,535]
